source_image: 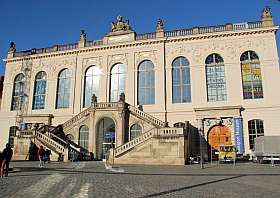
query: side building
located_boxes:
[0,7,279,164]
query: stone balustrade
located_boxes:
[157,127,184,136]
[12,21,264,58]
[114,128,158,157]
[63,107,92,128]
[93,102,119,109]
[135,32,156,40]
[35,131,66,154]
[165,29,193,37]
[128,105,165,127]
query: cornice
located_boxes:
[3,26,278,64]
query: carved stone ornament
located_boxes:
[111,15,131,32]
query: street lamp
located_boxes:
[199,126,204,169]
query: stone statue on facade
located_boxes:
[262,6,272,18]
[119,92,125,102]
[156,18,164,31]
[80,30,86,41]
[9,41,16,52]
[91,94,97,104]
[111,15,131,32]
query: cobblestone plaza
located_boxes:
[1,161,280,197]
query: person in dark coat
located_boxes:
[1,143,13,177]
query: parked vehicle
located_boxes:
[253,136,280,163]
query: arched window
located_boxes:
[78,125,89,150]
[11,73,25,111]
[84,66,101,107]
[110,63,126,102]
[9,126,18,147]
[248,119,264,149]
[138,60,155,105]
[33,71,47,110]
[56,69,72,108]
[130,124,142,140]
[205,53,226,102]
[172,56,191,103]
[240,51,263,99]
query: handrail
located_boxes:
[63,106,92,129]
[128,105,165,127]
[114,127,158,157]
[35,131,66,154]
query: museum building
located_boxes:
[0,7,279,165]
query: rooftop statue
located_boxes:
[262,6,272,18]
[156,18,164,31]
[111,15,131,32]
[9,41,16,51]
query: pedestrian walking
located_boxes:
[46,149,52,163]
[1,143,13,177]
[37,146,45,168]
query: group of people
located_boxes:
[37,146,52,168]
[0,143,13,177]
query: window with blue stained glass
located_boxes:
[56,68,72,108]
[205,53,227,102]
[110,63,126,102]
[172,56,191,103]
[240,51,263,99]
[33,71,47,109]
[84,66,101,107]
[138,60,155,105]
[11,73,25,111]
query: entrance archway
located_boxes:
[208,125,232,150]
[96,117,116,160]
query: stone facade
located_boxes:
[0,8,279,164]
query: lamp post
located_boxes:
[199,126,204,169]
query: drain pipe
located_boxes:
[163,37,168,125]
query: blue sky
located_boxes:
[0,0,279,75]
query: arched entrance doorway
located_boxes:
[208,125,232,150]
[96,117,116,160]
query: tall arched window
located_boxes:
[110,63,126,102]
[205,53,226,102]
[138,60,155,105]
[56,68,72,108]
[11,73,25,111]
[130,124,142,140]
[172,56,191,103]
[33,71,47,110]
[248,119,264,149]
[79,125,89,150]
[240,51,263,99]
[9,126,18,147]
[84,66,101,107]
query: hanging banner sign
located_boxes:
[234,117,244,154]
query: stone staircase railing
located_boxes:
[113,127,184,157]
[114,127,158,157]
[35,125,81,154]
[63,106,92,129]
[128,105,165,127]
[35,131,67,154]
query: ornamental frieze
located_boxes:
[134,50,157,66]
